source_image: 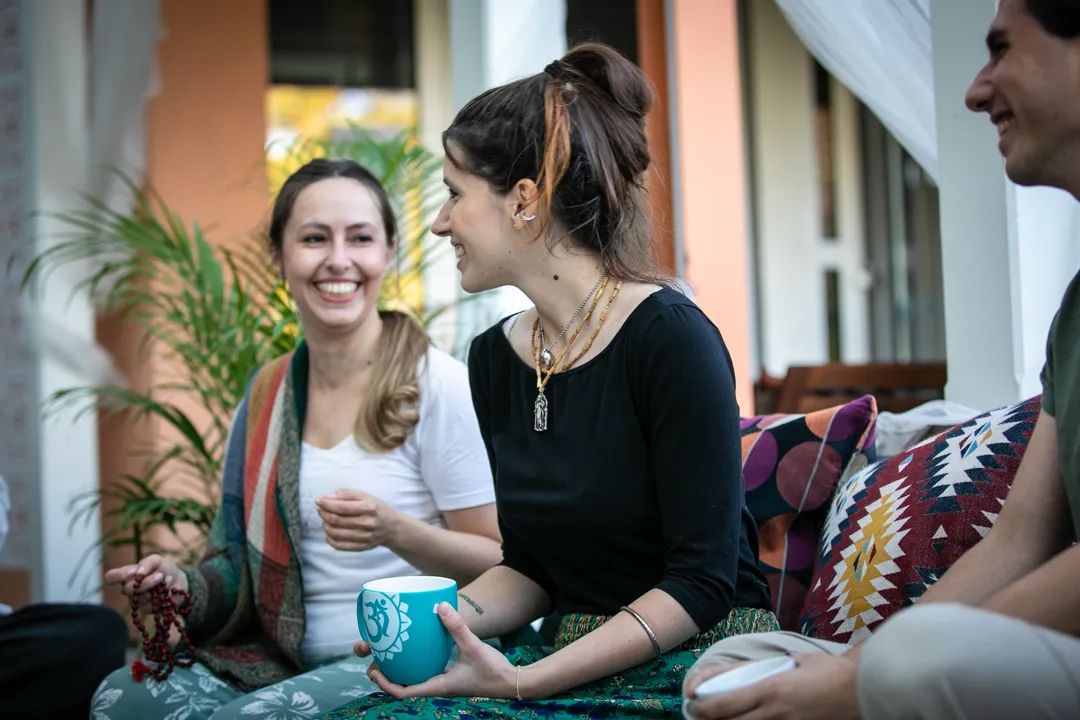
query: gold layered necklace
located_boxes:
[530,276,623,432]
[537,274,605,372]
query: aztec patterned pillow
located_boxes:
[741,395,878,630]
[798,395,1040,644]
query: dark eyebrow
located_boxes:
[986,27,1007,52]
[298,221,377,232]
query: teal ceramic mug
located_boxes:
[357,575,458,686]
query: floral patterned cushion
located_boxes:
[741,396,878,630]
[798,396,1040,644]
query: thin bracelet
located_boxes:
[515,665,523,701]
[620,605,663,660]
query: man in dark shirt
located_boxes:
[682,1,1080,719]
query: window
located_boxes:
[565,0,638,65]
[265,0,420,188]
[268,0,414,88]
[860,106,945,363]
[814,60,838,240]
[825,269,842,362]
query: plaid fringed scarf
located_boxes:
[180,344,312,691]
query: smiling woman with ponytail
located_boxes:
[323,42,777,720]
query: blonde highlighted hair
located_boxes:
[356,310,429,452]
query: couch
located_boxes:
[741,393,1040,644]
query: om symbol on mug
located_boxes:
[362,591,413,661]
[365,598,392,643]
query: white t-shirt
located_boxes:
[298,347,494,666]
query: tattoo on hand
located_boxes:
[458,592,484,616]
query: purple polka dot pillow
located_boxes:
[740,395,878,630]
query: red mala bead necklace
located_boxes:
[128,572,196,683]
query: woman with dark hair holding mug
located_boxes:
[324,42,777,720]
[91,159,503,719]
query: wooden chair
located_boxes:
[774,362,947,415]
[753,371,786,415]
[0,567,31,611]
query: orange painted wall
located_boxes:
[96,0,269,616]
[144,0,270,524]
[636,0,675,276]
[147,0,270,234]
[668,0,753,413]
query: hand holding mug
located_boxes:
[366,601,516,699]
[357,576,461,688]
[317,488,399,551]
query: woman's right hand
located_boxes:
[104,554,189,612]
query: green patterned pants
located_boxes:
[91,655,379,719]
[318,606,779,719]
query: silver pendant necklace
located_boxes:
[533,274,606,432]
[538,274,605,372]
[533,388,548,432]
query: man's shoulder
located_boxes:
[1048,270,1080,356]
[1059,269,1080,316]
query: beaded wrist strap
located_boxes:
[620,605,662,661]
[128,573,196,683]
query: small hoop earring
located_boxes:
[519,211,536,222]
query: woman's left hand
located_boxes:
[317,489,399,551]
[366,602,519,699]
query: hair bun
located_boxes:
[561,43,653,121]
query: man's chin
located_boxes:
[1001,140,1061,188]
[1003,153,1040,187]
[1004,169,1045,188]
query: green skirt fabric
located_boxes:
[316,606,779,719]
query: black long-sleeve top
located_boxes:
[467,288,772,630]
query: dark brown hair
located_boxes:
[269,158,429,453]
[1024,0,1080,38]
[443,42,667,284]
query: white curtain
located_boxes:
[773,0,937,181]
[89,0,162,214]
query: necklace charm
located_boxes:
[534,389,548,432]
[529,274,611,434]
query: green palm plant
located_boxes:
[19,127,462,570]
